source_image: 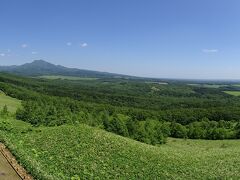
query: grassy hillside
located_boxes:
[1,118,240,179]
[0,91,21,113]
[224,91,240,96]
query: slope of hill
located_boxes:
[1,118,240,179]
[0,60,131,78]
[0,91,21,113]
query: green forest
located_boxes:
[1,73,240,145]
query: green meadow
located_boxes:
[224,91,240,96]
[188,84,228,88]
[0,91,21,113]
[39,75,98,81]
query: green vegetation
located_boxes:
[0,91,21,113]
[188,83,228,88]
[145,81,168,85]
[39,75,98,81]
[1,72,240,178]
[224,91,240,96]
[1,117,240,179]
[1,73,240,144]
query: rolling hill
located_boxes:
[0,60,131,78]
[1,118,240,179]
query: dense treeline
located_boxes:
[15,98,240,143]
[1,73,240,144]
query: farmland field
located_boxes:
[0,92,21,113]
[224,91,240,96]
[1,118,240,179]
[39,75,99,81]
[188,83,228,88]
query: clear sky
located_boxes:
[1,0,240,79]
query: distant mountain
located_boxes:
[0,60,131,78]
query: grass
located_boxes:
[39,75,98,81]
[1,118,240,179]
[145,81,168,85]
[224,91,240,96]
[0,91,21,113]
[188,84,228,88]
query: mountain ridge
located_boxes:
[0,60,131,78]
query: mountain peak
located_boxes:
[31,60,53,65]
[0,60,127,78]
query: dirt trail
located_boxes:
[0,143,33,180]
[0,151,21,180]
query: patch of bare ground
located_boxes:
[0,143,33,180]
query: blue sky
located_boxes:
[1,0,240,79]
